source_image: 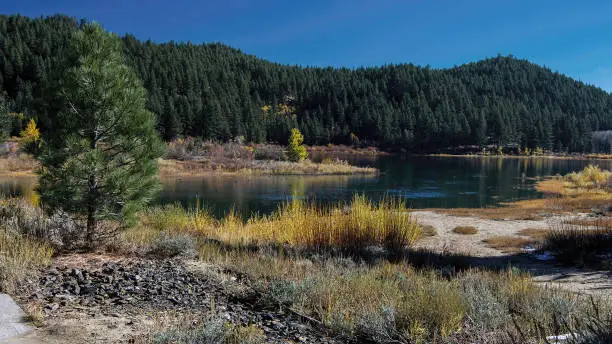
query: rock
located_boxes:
[80,285,97,295]
[45,303,59,311]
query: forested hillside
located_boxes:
[1,14,611,152]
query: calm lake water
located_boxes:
[2,156,611,218]
[160,156,612,217]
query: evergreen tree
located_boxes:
[0,97,9,141]
[0,15,611,153]
[37,23,164,245]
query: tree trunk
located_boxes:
[87,131,99,248]
[86,203,96,246]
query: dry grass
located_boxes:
[452,226,478,235]
[483,228,551,253]
[543,219,612,268]
[22,302,45,326]
[130,195,420,253]
[192,240,611,343]
[517,227,550,241]
[0,154,38,176]
[535,178,566,194]
[0,227,53,294]
[566,217,612,228]
[482,236,533,253]
[159,158,377,176]
[160,140,378,176]
[419,224,437,237]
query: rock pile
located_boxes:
[33,260,216,312]
[29,259,340,343]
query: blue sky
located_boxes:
[4,0,612,91]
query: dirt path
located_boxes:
[412,211,612,296]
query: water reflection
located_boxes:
[1,157,611,218]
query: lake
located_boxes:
[2,156,611,218]
[160,156,612,217]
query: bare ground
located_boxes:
[413,210,612,296]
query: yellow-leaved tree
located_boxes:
[20,118,41,153]
[287,128,308,162]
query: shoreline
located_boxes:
[419,152,612,160]
[0,156,379,178]
[158,158,378,177]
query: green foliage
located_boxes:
[1,15,611,152]
[37,23,165,244]
[0,98,9,142]
[286,128,308,162]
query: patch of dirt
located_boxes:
[412,210,556,256]
[413,210,612,296]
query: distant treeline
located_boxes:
[592,131,612,153]
[1,14,611,152]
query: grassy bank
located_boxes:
[163,139,378,176]
[118,195,612,343]
[0,141,378,177]
[437,165,611,221]
[0,154,38,176]
[129,195,419,252]
[159,157,377,176]
[1,193,611,342]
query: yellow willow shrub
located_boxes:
[565,165,611,191]
[135,195,420,251]
[228,195,420,250]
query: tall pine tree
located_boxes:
[38,23,164,245]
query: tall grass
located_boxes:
[0,153,38,174]
[543,219,612,267]
[538,166,612,267]
[0,227,53,293]
[132,195,420,253]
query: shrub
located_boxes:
[418,225,437,237]
[253,144,286,161]
[286,128,308,162]
[153,316,266,344]
[0,198,82,250]
[153,316,226,344]
[452,226,478,235]
[150,234,196,258]
[483,236,532,253]
[565,165,611,190]
[19,119,40,154]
